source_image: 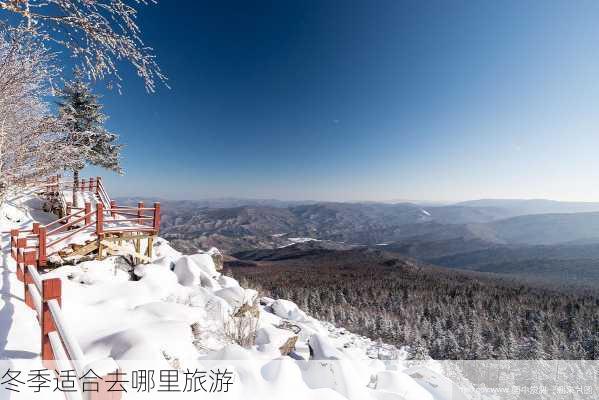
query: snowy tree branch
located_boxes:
[0,0,167,92]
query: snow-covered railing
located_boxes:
[8,177,161,266]
[17,250,122,400]
[95,177,112,209]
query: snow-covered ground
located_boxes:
[0,192,468,399]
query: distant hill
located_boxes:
[424,243,599,287]
[114,197,315,209]
[457,199,599,216]
[156,199,599,253]
[485,212,599,245]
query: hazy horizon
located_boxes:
[79,1,599,203]
[111,193,599,206]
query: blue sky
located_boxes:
[83,0,599,202]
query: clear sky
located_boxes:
[85,0,599,202]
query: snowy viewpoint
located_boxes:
[0,193,596,400]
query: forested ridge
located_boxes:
[228,249,599,360]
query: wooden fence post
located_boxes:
[96,203,104,236]
[41,278,61,368]
[10,229,18,260]
[80,178,86,192]
[153,202,161,234]
[137,202,144,225]
[95,176,102,194]
[96,203,104,259]
[66,202,72,224]
[16,237,26,281]
[85,202,92,225]
[38,227,47,267]
[24,251,36,310]
[110,200,116,217]
[89,177,95,193]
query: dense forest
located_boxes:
[227,248,599,360]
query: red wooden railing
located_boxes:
[16,248,121,400]
[0,175,161,399]
[8,176,161,266]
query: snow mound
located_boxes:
[272,299,309,322]
[374,370,435,400]
[173,254,221,289]
[215,286,258,308]
[308,333,343,360]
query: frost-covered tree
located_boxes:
[57,71,123,206]
[0,27,76,205]
[0,0,167,92]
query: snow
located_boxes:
[271,299,309,322]
[188,252,219,276]
[214,286,257,308]
[308,333,344,360]
[288,237,320,244]
[0,193,471,399]
[173,255,218,288]
[373,370,435,400]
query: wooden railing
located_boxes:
[16,249,121,400]
[0,175,159,399]
[8,177,161,266]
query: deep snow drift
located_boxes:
[0,193,467,400]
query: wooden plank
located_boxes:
[100,240,152,263]
[100,233,154,242]
[65,241,98,258]
[146,236,154,258]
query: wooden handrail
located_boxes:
[105,217,154,223]
[45,208,85,230]
[19,254,120,400]
[11,175,160,267]
[47,332,84,400]
[48,299,86,375]
[104,227,156,233]
[46,221,95,250]
[47,210,94,236]
[105,207,157,212]
[27,264,42,293]
[108,211,141,218]
[96,177,112,208]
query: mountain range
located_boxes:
[117,197,599,286]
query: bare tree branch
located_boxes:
[0,0,167,92]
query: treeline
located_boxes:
[228,254,599,360]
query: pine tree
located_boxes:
[57,70,123,206]
[407,336,429,361]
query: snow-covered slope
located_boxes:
[0,194,467,400]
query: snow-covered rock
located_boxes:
[255,325,295,353]
[207,246,224,271]
[173,255,221,289]
[215,286,258,309]
[218,274,240,288]
[272,299,309,322]
[189,252,219,276]
[308,333,343,360]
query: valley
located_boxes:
[123,197,599,287]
